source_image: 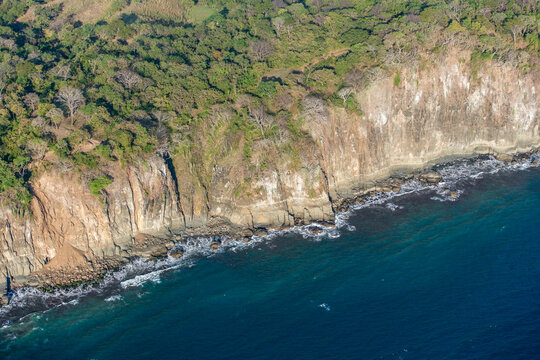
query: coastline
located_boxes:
[2,146,539,313]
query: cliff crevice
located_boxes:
[0,51,538,293]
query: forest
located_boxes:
[0,0,538,214]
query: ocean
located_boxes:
[0,156,539,359]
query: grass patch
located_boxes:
[393,72,401,87]
[188,5,216,23]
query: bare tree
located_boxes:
[0,78,5,104]
[274,91,294,111]
[151,111,174,156]
[56,158,74,173]
[151,110,174,125]
[0,38,16,51]
[302,96,328,124]
[508,16,534,44]
[365,67,386,84]
[516,0,537,12]
[46,107,64,128]
[250,40,274,62]
[23,93,40,111]
[314,14,326,26]
[116,69,143,89]
[0,63,12,106]
[57,87,85,124]
[155,125,169,156]
[344,70,366,92]
[272,17,285,37]
[271,0,287,8]
[209,106,233,127]
[26,139,48,161]
[445,0,467,22]
[49,18,67,32]
[27,50,41,61]
[337,87,354,105]
[31,116,47,130]
[55,65,71,81]
[248,104,272,136]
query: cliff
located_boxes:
[1,50,539,295]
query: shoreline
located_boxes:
[1,147,539,315]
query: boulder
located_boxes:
[495,154,513,163]
[170,249,184,259]
[210,240,221,250]
[307,226,324,235]
[419,171,442,184]
[444,189,458,197]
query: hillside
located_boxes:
[0,0,538,294]
[0,0,537,214]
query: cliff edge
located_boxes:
[1,50,538,296]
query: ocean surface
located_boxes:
[0,157,539,360]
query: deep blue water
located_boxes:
[1,165,540,359]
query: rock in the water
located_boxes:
[444,189,458,197]
[210,240,221,250]
[150,246,168,258]
[420,171,443,184]
[307,226,324,235]
[170,249,183,258]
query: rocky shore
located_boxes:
[3,148,538,304]
[1,50,539,304]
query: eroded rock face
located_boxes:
[0,51,539,292]
[307,51,539,200]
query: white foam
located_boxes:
[385,203,403,211]
[104,295,123,302]
[121,270,163,288]
[319,303,331,311]
[1,151,538,323]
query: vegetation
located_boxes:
[0,0,537,210]
[88,175,112,197]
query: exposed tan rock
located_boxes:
[44,243,89,271]
[419,172,443,185]
[0,50,539,294]
[496,154,514,163]
[170,249,184,259]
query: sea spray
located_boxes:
[1,152,539,325]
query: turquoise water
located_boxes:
[1,161,540,359]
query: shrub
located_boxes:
[88,175,112,197]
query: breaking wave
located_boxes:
[1,151,538,326]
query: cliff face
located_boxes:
[1,51,539,293]
[309,52,539,200]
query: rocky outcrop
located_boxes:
[0,50,539,295]
[308,51,539,202]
